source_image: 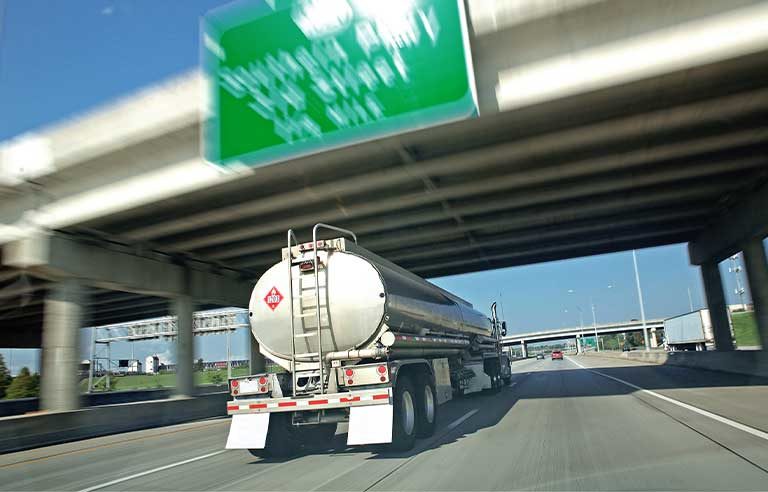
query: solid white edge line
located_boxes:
[78,449,227,492]
[567,356,768,442]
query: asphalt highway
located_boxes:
[2,356,767,491]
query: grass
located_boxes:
[732,311,760,347]
[80,367,250,392]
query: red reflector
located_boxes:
[258,377,267,385]
[380,376,386,382]
[231,380,239,387]
[259,386,267,392]
[309,399,328,405]
[227,405,239,411]
[341,396,360,403]
[347,379,354,385]
[372,394,389,400]
[278,401,297,407]
[249,403,267,409]
[345,368,354,377]
[232,389,239,395]
[299,261,314,271]
[377,365,387,374]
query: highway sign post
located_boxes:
[202,0,477,168]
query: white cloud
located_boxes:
[101,6,114,16]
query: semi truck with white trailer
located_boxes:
[663,309,718,351]
[226,224,511,456]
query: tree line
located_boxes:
[0,354,40,399]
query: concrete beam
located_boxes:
[700,261,734,351]
[40,279,85,411]
[689,181,768,265]
[174,294,194,397]
[742,237,768,349]
[3,232,253,307]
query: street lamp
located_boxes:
[632,250,650,351]
[729,254,747,310]
[567,289,587,353]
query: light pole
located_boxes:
[687,287,694,312]
[567,289,585,353]
[590,297,599,352]
[729,254,747,310]
[632,250,650,351]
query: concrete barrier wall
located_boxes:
[0,392,229,454]
[0,385,228,418]
[585,350,768,378]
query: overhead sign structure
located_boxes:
[202,0,477,168]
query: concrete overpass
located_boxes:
[502,319,666,356]
[1,0,768,412]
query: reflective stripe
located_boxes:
[309,399,328,405]
[278,401,297,407]
[372,394,389,400]
[249,403,267,409]
[226,405,239,411]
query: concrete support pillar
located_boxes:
[173,295,195,397]
[701,261,734,351]
[250,335,266,374]
[742,237,768,349]
[41,279,86,411]
[521,341,528,358]
[650,328,659,348]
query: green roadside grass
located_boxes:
[732,311,760,347]
[80,366,250,392]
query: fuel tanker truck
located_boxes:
[226,224,511,456]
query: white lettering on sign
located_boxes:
[218,3,441,144]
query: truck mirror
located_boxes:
[501,321,507,337]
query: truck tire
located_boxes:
[414,374,438,438]
[248,412,298,459]
[391,375,417,451]
[300,423,338,449]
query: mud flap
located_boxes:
[225,413,270,449]
[347,404,393,445]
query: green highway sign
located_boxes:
[202,0,477,168]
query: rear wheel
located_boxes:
[300,423,338,449]
[248,412,298,459]
[414,374,438,438]
[391,376,417,451]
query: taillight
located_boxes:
[345,369,354,377]
[299,260,314,271]
[258,377,267,385]
[377,365,387,374]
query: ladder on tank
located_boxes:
[287,224,358,397]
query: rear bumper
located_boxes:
[227,388,392,415]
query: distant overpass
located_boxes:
[503,319,665,355]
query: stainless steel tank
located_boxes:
[249,240,491,363]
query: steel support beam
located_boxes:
[742,237,768,349]
[700,261,734,351]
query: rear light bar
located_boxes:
[230,374,270,396]
[298,240,325,252]
[339,363,390,387]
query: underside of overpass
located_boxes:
[2,50,768,345]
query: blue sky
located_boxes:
[0,1,762,374]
